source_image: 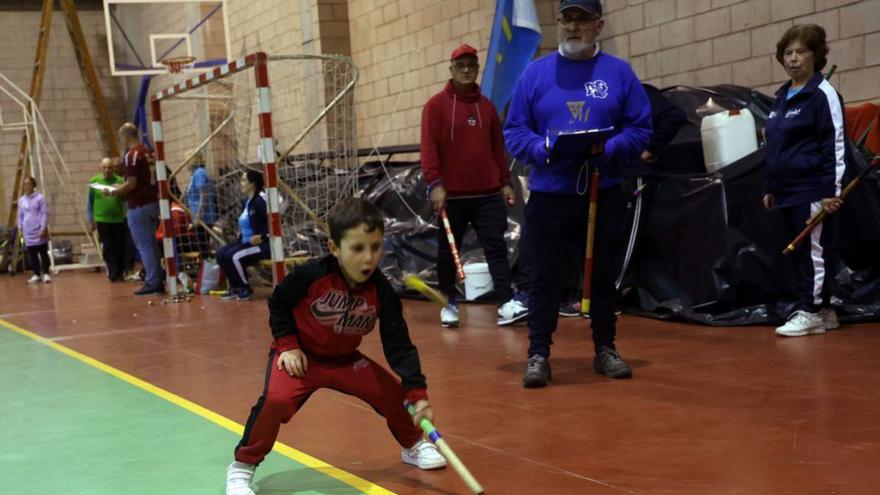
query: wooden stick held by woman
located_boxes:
[783,156,879,255]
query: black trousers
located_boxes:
[437,194,513,305]
[779,201,837,312]
[217,242,268,289]
[515,229,584,301]
[96,221,128,280]
[26,243,50,276]
[523,188,627,357]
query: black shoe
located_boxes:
[558,299,581,317]
[220,287,240,300]
[523,355,551,388]
[134,284,162,296]
[593,347,633,379]
[237,287,253,301]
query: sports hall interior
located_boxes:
[1,0,879,494]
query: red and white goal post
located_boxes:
[151,52,285,299]
[149,52,359,300]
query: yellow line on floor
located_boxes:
[0,317,396,495]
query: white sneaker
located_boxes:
[27,275,40,284]
[820,308,839,330]
[42,273,51,283]
[401,439,447,470]
[775,310,825,337]
[497,298,528,325]
[225,461,256,495]
[440,303,460,328]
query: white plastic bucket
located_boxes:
[700,108,758,173]
[463,262,493,300]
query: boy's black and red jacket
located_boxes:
[420,80,510,196]
[268,255,428,403]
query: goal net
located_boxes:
[151,53,358,289]
[0,72,95,273]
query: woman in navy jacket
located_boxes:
[764,24,844,337]
[217,169,270,301]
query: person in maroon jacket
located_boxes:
[225,198,446,495]
[108,122,163,295]
[420,43,528,328]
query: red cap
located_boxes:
[450,44,478,61]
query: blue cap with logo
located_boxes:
[558,0,602,15]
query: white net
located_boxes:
[159,54,358,259]
[0,72,94,271]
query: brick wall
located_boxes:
[140,0,357,176]
[349,0,879,150]
[3,1,877,231]
[346,0,564,150]
[600,0,880,102]
[0,9,126,242]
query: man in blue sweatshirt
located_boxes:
[504,0,651,388]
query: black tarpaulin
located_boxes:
[359,85,879,325]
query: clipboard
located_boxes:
[89,183,118,193]
[551,126,615,160]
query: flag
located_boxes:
[481,0,543,113]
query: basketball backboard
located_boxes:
[103,0,232,76]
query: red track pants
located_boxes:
[234,350,423,465]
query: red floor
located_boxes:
[3,270,880,494]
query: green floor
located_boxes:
[0,324,371,495]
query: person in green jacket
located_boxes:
[88,157,129,281]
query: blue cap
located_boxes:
[558,0,602,15]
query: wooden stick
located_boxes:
[783,156,879,255]
[581,167,600,315]
[405,401,484,495]
[440,208,465,280]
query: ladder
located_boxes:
[2,0,53,274]
[58,0,119,159]
[3,0,120,274]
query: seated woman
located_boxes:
[217,170,270,301]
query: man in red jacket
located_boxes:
[420,44,527,328]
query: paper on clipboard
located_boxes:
[89,183,118,193]
[551,126,615,160]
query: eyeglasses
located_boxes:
[557,15,600,28]
[452,62,479,72]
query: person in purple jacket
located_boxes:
[504,0,651,387]
[764,24,845,337]
[17,176,52,283]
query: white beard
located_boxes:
[559,39,595,60]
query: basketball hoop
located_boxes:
[160,55,197,74]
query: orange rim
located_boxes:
[160,56,197,73]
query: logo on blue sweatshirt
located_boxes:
[784,108,802,119]
[567,101,590,123]
[584,80,609,99]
